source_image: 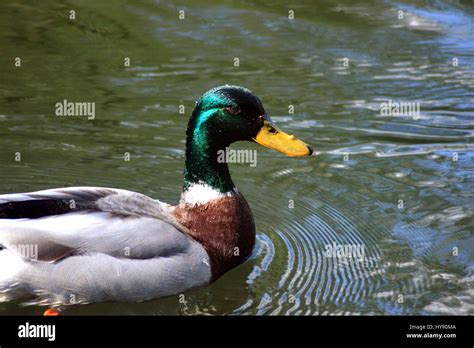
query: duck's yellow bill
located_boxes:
[253,120,313,157]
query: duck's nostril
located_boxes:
[307,145,313,156]
[268,126,277,134]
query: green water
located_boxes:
[0,0,473,315]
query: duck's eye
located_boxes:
[225,106,240,115]
[268,126,278,134]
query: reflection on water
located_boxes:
[0,0,473,315]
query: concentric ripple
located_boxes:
[236,170,392,315]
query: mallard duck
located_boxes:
[0,85,312,307]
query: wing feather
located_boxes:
[0,187,185,262]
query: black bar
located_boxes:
[0,315,471,346]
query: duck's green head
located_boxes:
[184,85,312,194]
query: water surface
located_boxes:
[0,0,473,315]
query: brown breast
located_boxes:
[173,193,256,281]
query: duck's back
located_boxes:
[0,187,212,305]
